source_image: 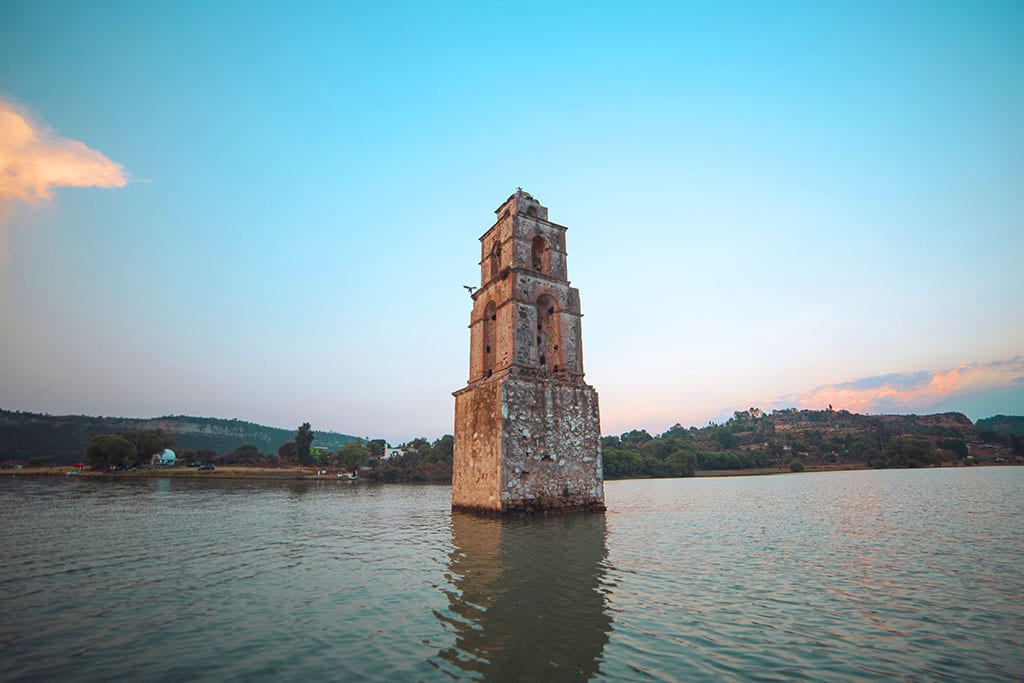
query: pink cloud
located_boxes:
[781,358,1024,414]
[0,100,127,223]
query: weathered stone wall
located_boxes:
[453,375,604,514]
[452,380,504,513]
[499,378,604,513]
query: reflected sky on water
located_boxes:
[1,468,1022,681]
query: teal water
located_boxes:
[1,468,1021,681]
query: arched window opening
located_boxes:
[536,294,559,372]
[482,301,496,378]
[526,205,538,218]
[490,241,502,281]
[531,236,551,275]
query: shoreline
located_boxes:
[4,461,1016,483]
[3,465,369,481]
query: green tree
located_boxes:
[294,421,313,464]
[337,441,368,473]
[620,429,652,446]
[278,441,297,463]
[86,434,138,470]
[696,450,749,470]
[640,438,674,461]
[660,423,691,441]
[295,423,314,465]
[715,430,738,449]
[365,438,387,458]
[407,437,431,456]
[601,435,623,450]
[28,456,50,468]
[429,435,454,464]
[127,429,174,463]
[665,450,696,477]
[602,449,639,478]
[883,436,940,468]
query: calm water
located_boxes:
[1,468,1021,681]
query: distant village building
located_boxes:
[383,446,402,460]
[452,190,605,514]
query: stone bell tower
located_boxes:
[452,190,605,514]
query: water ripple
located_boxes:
[1,469,1022,680]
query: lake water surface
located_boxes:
[1,468,1022,681]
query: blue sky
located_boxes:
[1,1,1022,443]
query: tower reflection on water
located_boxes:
[433,512,613,681]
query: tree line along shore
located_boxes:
[2,410,1022,483]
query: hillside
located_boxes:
[3,406,1022,474]
[602,408,1023,478]
[0,410,359,464]
[975,415,1024,435]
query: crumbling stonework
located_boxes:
[453,190,604,514]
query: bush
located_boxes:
[789,459,805,473]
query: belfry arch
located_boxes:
[482,301,496,377]
[536,293,560,372]
[531,235,551,275]
[489,241,502,281]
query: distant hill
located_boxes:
[0,409,359,464]
[601,408,1023,478]
[975,415,1024,435]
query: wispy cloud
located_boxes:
[772,357,1024,414]
[0,100,127,226]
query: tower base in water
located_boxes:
[453,372,604,515]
